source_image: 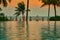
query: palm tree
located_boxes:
[40,0,51,20]
[0,0,11,7]
[15,1,25,21]
[40,0,60,40]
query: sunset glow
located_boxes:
[8,0,42,7]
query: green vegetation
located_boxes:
[0,16,8,21]
[50,16,60,21]
[0,13,8,21]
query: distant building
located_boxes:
[35,15,39,21]
[29,16,32,21]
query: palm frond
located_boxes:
[2,0,7,7]
[57,0,60,6]
[15,1,25,17]
[0,0,2,4]
[0,0,12,7]
[40,4,47,8]
[8,0,11,3]
[14,12,20,17]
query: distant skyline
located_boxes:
[0,0,60,17]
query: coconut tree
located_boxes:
[40,0,60,40]
[15,1,25,21]
[0,0,11,7]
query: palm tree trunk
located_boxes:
[54,5,57,20]
[53,4,57,40]
[26,0,29,40]
[48,4,50,40]
[48,5,50,21]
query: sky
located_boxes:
[0,0,60,17]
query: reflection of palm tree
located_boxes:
[0,0,11,7]
[15,1,25,21]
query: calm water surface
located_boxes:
[0,21,60,40]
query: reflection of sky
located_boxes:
[0,0,60,17]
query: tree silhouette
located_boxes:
[0,0,11,7]
[40,0,60,20]
[26,0,29,40]
[15,1,25,21]
[39,0,60,40]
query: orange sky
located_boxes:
[8,0,42,7]
[1,0,60,16]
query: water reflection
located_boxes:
[0,21,60,40]
[0,21,25,40]
[0,22,7,40]
[41,21,60,40]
